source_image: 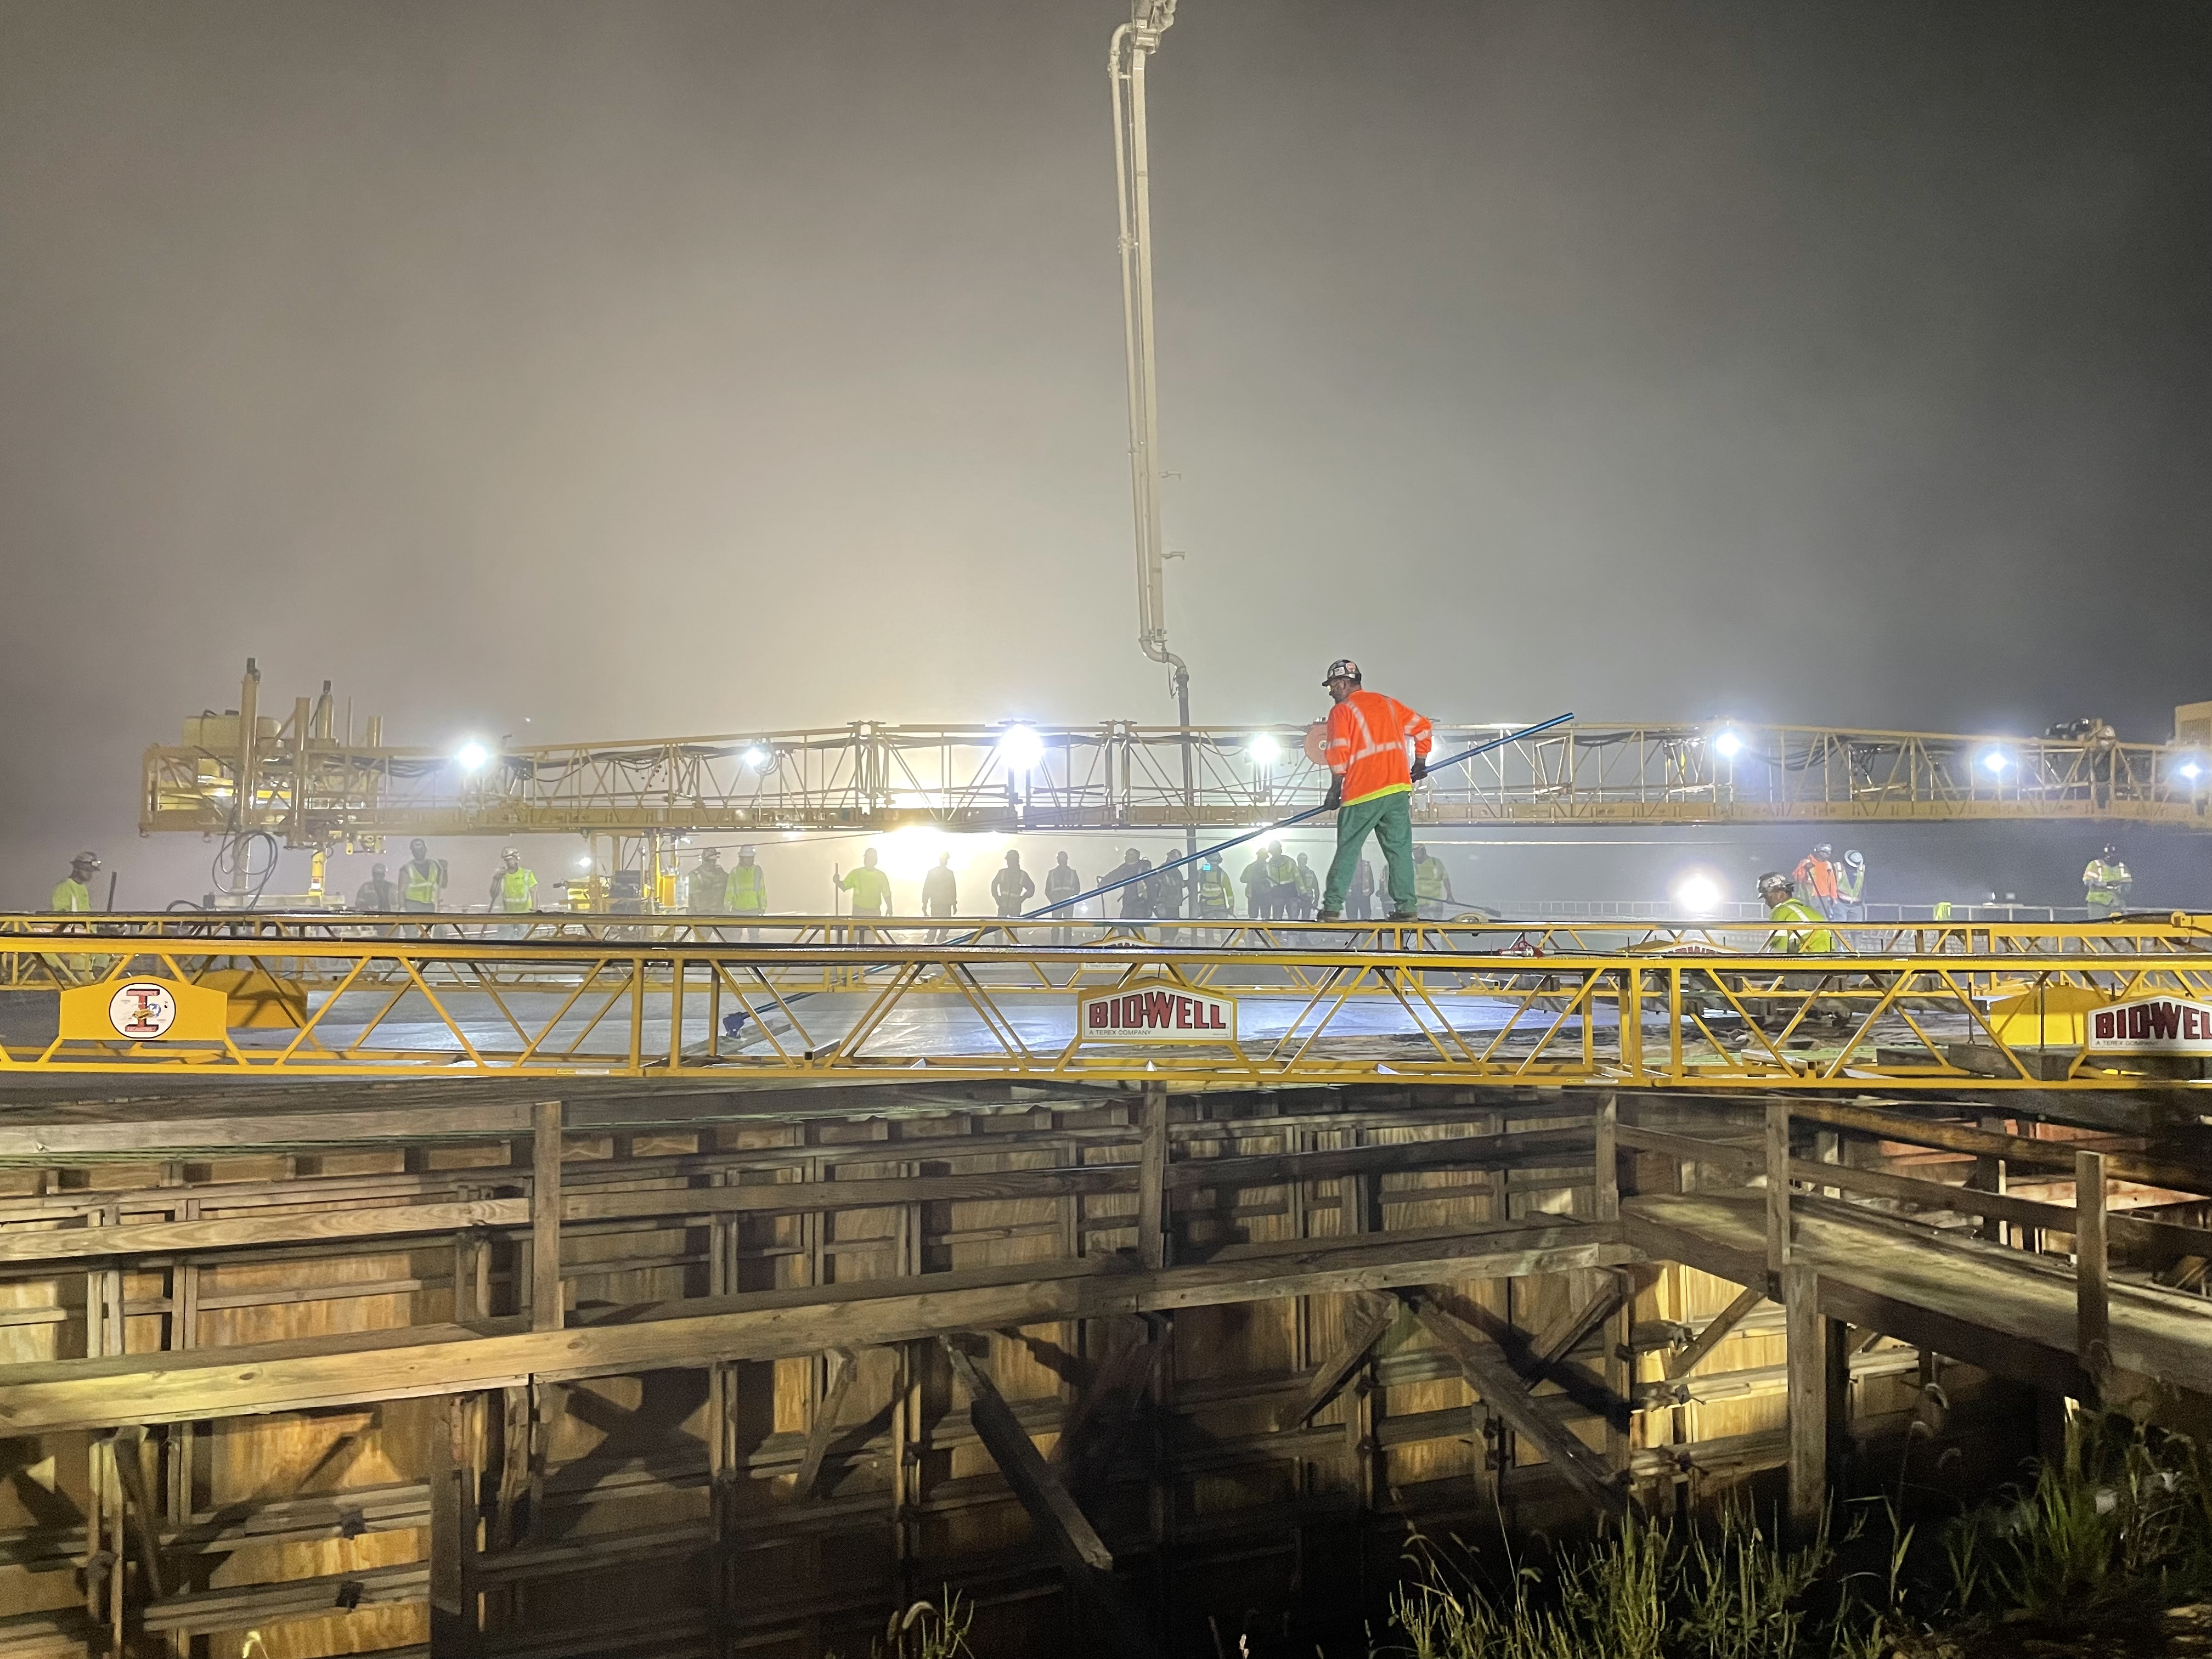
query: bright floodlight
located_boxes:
[1712,729,1743,759]
[998,725,1045,774]
[2183,760,2203,781]
[742,746,769,769]
[574,855,592,870]
[456,740,490,772]
[1980,749,2008,774]
[1249,733,1282,766]
[1673,872,1722,916]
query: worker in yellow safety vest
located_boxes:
[490,849,538,912]
[52,851,99,913]
[990,850,1035,918]
[689,849,728,913]
[1294,853,1320,920]
[2082,844,2132,918]
[1263,843,1299,921]
[400,838,447,912]
[1194,858,1233,918]
[1757,871,1834,953]
[839,848,893,917]
[1411,845,1453,918]
[725,845,769,941]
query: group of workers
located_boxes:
[1787,843,1869,921]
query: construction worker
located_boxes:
[991,849,1035,918]
[51,851,99,913]
[1239,848,1272,919]
[1262,841,1299,921]
[399,838,447,912]
[353,862,399,912]
[1757,872,1835,953]
[726,845,768,941]
[1314,659,1432,924]
[490,849,538,909]
[1043,851,1082,943]
[1793,844,1842,919]
[1412,845,1453,918]
[1836,850,1867,921]
[2083,844,2132,918]
[1347,857,1375,921]
[1194,856,1234,919]
[689,848,728,914]
[921,851,958,942]
[1294,853,1320,921]
[1103,848,1148,933]
[839,848,893,918]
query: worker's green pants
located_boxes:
[1323,791,1415,915]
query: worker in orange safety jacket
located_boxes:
[1314,659,1433,923]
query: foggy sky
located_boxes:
[3,2,2208,909]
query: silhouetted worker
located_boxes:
[1194,856,1234,919]
[354,863,398,912]
[1412,845,1453,918]
[922,851,958,942]
[1347,857,1376,921]
[1043,851,1082,943]
[1103,848,1147,931]
[991,849,1035,918]
[1262,842,1298,921]
[839,848,893,918]
[1239,849,1271,919]
[399,838,447,912]
[1294,853,1320,920]
[51,851,99,913]
[1315,659,1432,924]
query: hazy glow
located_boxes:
[998,725,1045,774]
[876,824,951,878]
[2183,760,2203,781]
[456,740,490,771]
[1672,871,1722,915]
[1249,733,1282,766]
[1980,749,2008,774]
[574,855,592,870]
[1711,729,1743,759]
[742,746,769,769]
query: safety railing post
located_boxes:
[1593,1094,1618,1223]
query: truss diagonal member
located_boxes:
[792,1347,859,1502]
[1274,1290,1396,1430]
[1508,967,1604,1077]
[1664,1282,1767,1382]
[706,963,796,1063]
[1264,960,1361,1065]
[392,957,488,1069]
[1402,1290,1630,1520]
[1395,962,1485,1066]
[264,950,368,1064]
[1813,969,1910,1080]
[511,962,610,1066]
[1521,1272,1632,1391]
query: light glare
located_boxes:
[1980,749,2008,774]
[998,725,1045,774]
[456,740,490,772]
[2183,761,2203,781]
[1672,872,1722,916]
[1712,729,1742,759]
[1250,733,1282,766]
[742,746,769,770]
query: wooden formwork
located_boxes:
[0,1082,2049,1659]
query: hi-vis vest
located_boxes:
[50,878,91,913]
[1414,859,1447,900]
[728,865,766,912]
[1767,896,1834,953]
[403,861,443,906]
[2083,859,2129,901]
[1197,866,1232,909]
[498,868,537,911]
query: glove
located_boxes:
[1322,775,1344,811]
[1410,755,1429,783]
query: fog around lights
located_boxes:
[742,746,769,770]
[2183,760,2203,781]
[1980,749,2009,774]
[574,856,593,870]
[1672,872,1723,916]
[1712,729,1743,759]
[998,725,1045,774]
[1249,733,1282,765]
[456,740,490,771]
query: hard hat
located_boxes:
[501,847,520,859]
[69,850,100,869]
[2102,844,2119,857]
[1813,843,1833,857]
[698,847,720,859]
[1322,658,1362,687]
[1757,871,1794,896]
[1125,848,1139,861]
[739,845,757,856]
[1843,850,1864,868]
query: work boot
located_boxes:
[1316,909,1342,923]
[1385,910,1419,923]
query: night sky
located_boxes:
[3,2,2207,909]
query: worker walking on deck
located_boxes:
[1836,850,1867,922]
[1043,851,1081,944]
[726,846,769,940]
[991,850,1035,919]
[1239,849,1271,919]
[399,839,447,913]
[1103,848,1148,935]
[1412,845,1453,918]
[354,863,398,912]
[1262,842,1299,921]
[1294,853,1320,920]
[51,851,99,913]
[921,851,958,942]
[489,849,538,938]
[2083,845,2132,918]
[1794,844,1841,919]
[1315,660,1431,924]
[1758,871,1835,953]
[839,848,893,919]
[1194,857,1234,920]
[1347,857,1376,921]
[689,849,728,914]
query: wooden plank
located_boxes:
[1665,1283,1766,1382]
[1778,1097,2210,1195]
[2077,1149,2110,1391]
[1593,1096,1619,1222]
[1784,1156,2212,1259]
[1523,1276,1628,1389]
[532,1102,563,1333]
[1404,1291,1628,1521]
[1783,1261,1825,1544]
[0,1218,1629,1434]
[1168,1124,1592,1190]
[940,1339,1112,1573]
[791,1348,856,1501]
[1274,1292,1395,1431]
[1615,1122,1756,1180]
[0,1102,537,1158]
[1765,1101,1792,1286]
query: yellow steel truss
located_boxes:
[4,913,2210,1087]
